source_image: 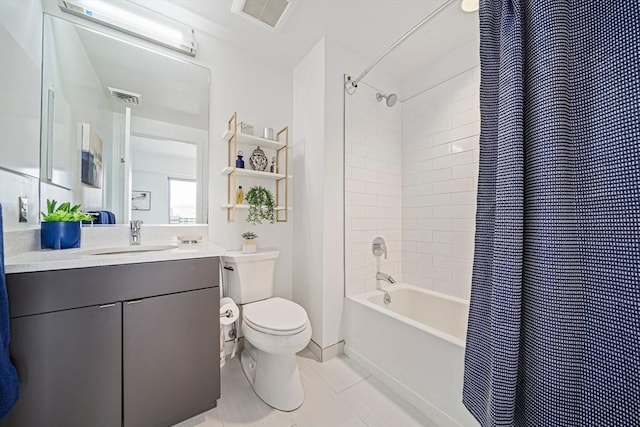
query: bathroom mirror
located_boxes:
[40,13,210,224]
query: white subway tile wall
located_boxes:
[401,67,480,300]
[344,84,403,297]
[344,67,480,300]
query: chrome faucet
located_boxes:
[372,237,393,305]
[376,272,394,305]
[130,220,143,245]
[376,272,396,284]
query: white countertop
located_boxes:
[5,242,228,274]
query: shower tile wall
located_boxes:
[401,67,480,300]
[344,84,403,297]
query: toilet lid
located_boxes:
[243,297,309,336]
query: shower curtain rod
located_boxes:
[345,0,456,94]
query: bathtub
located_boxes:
[344,284,479,427]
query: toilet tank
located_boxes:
[221,249,279,304]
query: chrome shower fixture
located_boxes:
[376,92,398,107]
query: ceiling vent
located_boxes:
[108,87,141,105]
[231,0,299,32]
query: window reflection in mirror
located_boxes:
[130,137,197,224]
[168,178,197,224]
[40,13,209,225]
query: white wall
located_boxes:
[0,1,42,230]
[399,39,479,101]
[294,37,401,349]
[401,66,480,300]
[200,34,294,301]
[0,0,41,179]
[344,83,403,297]
[292,39,326,347]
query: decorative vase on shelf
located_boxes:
[236,151,245,168]
[249,146,268,171]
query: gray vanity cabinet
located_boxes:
[123,287,219,427]
[1,303,123,427]
[1,257,220,427]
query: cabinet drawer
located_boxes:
[7,257,219,317]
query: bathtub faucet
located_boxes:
[376,272,394,305]
[376,272,396,284]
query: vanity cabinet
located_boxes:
[123,287,218,427]
[5,303,122,427]
[1,257,220,427]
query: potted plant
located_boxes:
[245,186,275,225]
[241,231,258,254]
[40,199,94,249]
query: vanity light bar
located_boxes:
[58,0,197,57]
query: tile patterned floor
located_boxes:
[174,349,437,427]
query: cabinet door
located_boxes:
[0,303,122,427]
[123,287,219,427]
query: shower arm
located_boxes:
[345,0,456,93]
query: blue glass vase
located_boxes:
[40,221,82,250]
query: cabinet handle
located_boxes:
[223,266,234,271]
[127,300,144,305]
[99,303,117,309]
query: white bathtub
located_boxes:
[344,284,479,427]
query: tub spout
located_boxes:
[381,289,391,305]
[376,272,396,284]
[376,272,394,305]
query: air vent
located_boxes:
[108,87,141,105]
[231,0,298,32]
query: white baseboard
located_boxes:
[307,339,322,360]
[345,345,466,427]
[307,339,345,362]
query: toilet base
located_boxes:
[241,341,304,411]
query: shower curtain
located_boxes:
[463,1,639,426]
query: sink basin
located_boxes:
[76,245,178,256]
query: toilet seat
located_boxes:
[243,297,308,336]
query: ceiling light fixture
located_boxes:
[460,0,479,13]
[58,0,197,57]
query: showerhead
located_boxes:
[376,92,398,107]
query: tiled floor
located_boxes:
[174,349,437,427]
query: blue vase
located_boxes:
[40,221,82,250]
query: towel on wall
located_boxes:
[0,204,19,418]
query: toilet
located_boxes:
[221,249,311,411]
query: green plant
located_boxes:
[41,199,94,222]
[245,186,275,225]
[241,231,258,240]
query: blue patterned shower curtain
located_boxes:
[463,1,639,426]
